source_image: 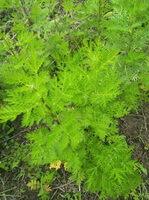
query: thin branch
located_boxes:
[20,0,33,26]
[52,180,75,190]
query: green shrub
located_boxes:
[0,0,148,199]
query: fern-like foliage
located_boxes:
[0,0,148,199]
[103,0,149,84]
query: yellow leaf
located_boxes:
[64,162,68,170]
[49,160,62,170]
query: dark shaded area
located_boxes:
[119,102,149,198]
[120,103,149,171]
